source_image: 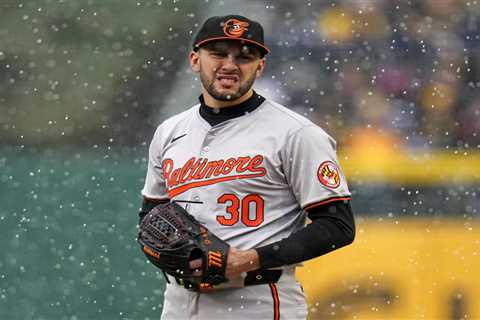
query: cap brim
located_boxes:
[194,37,270,55]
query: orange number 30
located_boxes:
[217,194,264,227]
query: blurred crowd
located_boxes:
[255,0,480,153]
[1,1,478,215]
[1,0,479,152]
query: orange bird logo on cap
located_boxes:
[223,19,249,38]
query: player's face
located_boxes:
[190,41,265,103]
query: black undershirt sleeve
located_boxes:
[255,201,355,269]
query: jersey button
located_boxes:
[203,146,210,152]
[193,196,200,201]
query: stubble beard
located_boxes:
[200,70,256,102]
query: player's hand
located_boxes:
[189,258,203,277]
[188,247,260,279]
[225,247,260,279]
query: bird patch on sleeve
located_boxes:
[317,161,341,188]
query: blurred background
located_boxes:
[1,0,479,319]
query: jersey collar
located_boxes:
[199,91,266,126]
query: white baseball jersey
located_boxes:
[142,98,351,250]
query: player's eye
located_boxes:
[210,51,228,58]
[236,53,256,63]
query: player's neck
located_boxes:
[202,89,253,109]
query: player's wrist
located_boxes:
[226,248,260,279]
[243,249,260,272]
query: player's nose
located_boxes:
[220,54,239,71]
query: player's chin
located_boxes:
[215,80,239,91]
[214,85,240,98]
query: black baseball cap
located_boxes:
[193,15,270,56]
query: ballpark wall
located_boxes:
[297,219,480,320]
[1,149,479,319]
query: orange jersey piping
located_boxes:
[304,196,352,211]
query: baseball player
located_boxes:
[139,15,355,320]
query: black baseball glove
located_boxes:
[137,202,230,291]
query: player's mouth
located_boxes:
[216,74,239,87]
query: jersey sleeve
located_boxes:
[141,125,169,200]
[281,125,351,209]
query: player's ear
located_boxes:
[255,58,266,78]
[189,51,200,72]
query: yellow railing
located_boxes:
[340,150,480,185]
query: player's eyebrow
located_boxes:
[203,42,260,58]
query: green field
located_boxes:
[0,147,165,320]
